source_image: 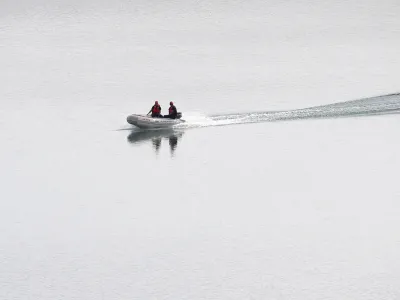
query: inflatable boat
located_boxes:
[126,113,185,129]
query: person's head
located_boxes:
[155,101,158,105]
[170,101,173,106]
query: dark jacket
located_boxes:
[168,105,177,117]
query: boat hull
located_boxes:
[127,114,185,129]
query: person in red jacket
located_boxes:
[148,101,162,117]
[164,101,178,119]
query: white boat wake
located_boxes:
[175,93,400,129]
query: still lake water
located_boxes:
[1,0,400,299]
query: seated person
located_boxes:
[164,101,178,119]
[148,101,162,117]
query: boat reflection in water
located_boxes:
[127,129,184,156]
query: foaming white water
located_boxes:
[174,112,214,128]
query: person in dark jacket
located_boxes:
[164,101,178,119]
[148,101,162,117]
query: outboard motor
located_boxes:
[176,112,182,119]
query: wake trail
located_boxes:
[178,93,400,129]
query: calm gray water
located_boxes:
[1,1,400,299]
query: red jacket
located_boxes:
[169,105,177,115]
[152,105,161,114]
